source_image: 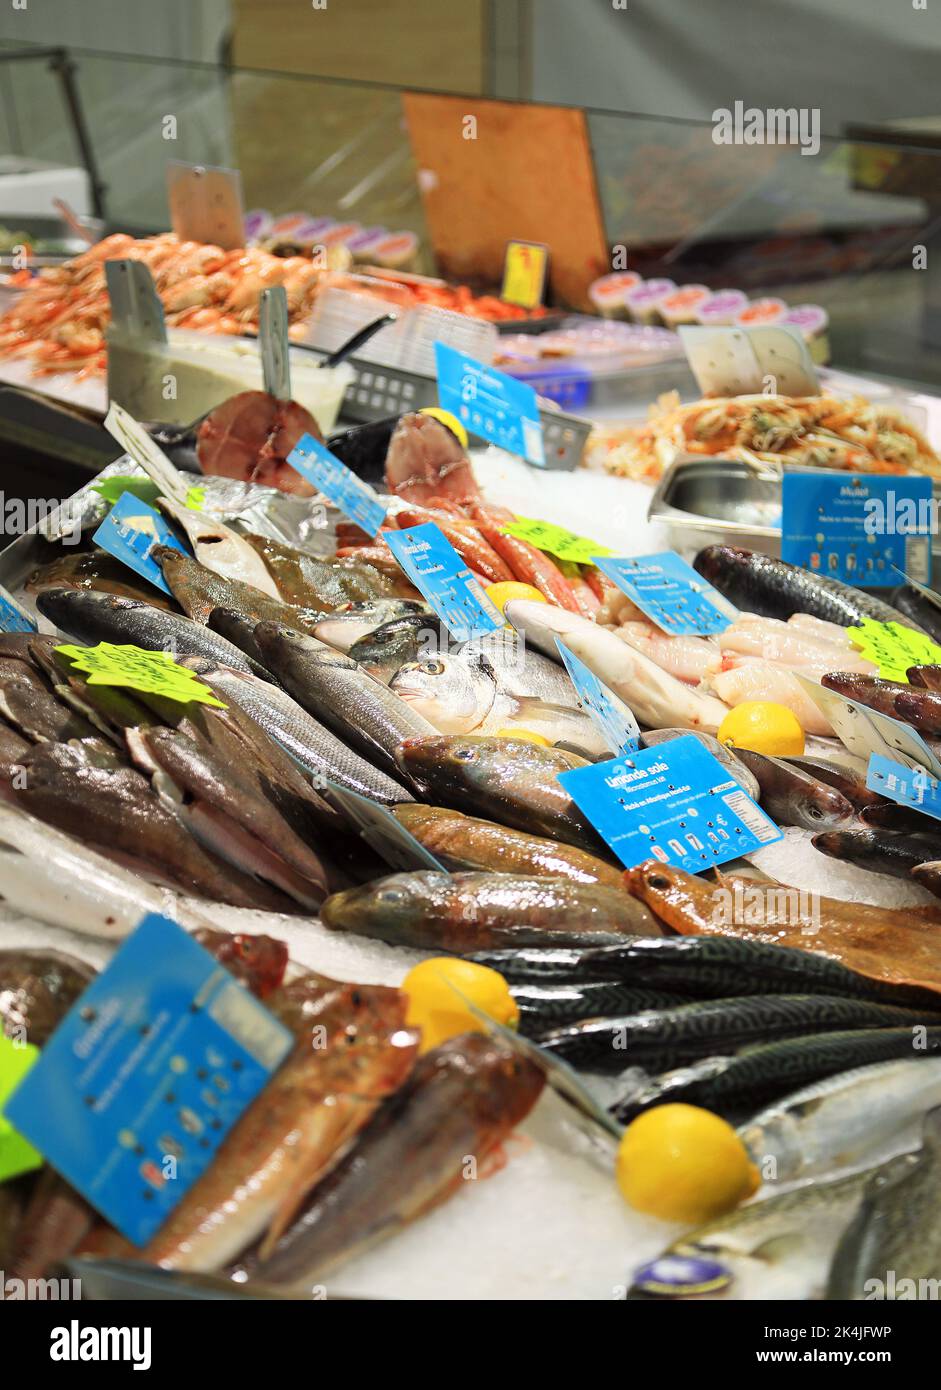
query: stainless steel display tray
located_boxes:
[648,456,941,572]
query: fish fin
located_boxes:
[257,1172,329,1260]
[514,697,588,720]
[752,1233,806,1263]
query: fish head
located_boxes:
[193,928,289,998]
[253,620,345,672]
[349,616,441,681]
[289,977,420,1097]
[428,1033,545,1127]
[389,653,495,733]
[320,871,445,943]
[626,860,715,931]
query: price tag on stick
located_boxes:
[286,433,387,537]
[558,734,781,874]
[782,472,932,589]
[594,552,735,636]
[435,342,545,467]
[384,522,503,642]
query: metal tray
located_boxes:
[647,455,941,571]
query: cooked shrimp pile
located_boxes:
[0,233,338,378]
[587,391,941,480]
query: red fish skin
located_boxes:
[464,501,582,612]
[394,506,514,584]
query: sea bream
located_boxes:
[505,599,730,733]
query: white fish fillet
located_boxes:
[709,660,835,735]
[159,497,281,598]
[719,617,876,673]
[786,612,856,647]
[0,801,212,938]
[616,621,719,685]
[506,600,730,733]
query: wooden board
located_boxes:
[403,94,609,310]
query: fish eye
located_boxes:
[648,873,670,890]
[421,659,445,675]
[808,805,823,819]
[453,746,478,762]
[377,887,406,905]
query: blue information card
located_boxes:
[782,472,933,588]
[594,551,734,636]
[867,752,941,823]
[0,583,37,633]
[286,432,387,537]
[384,521,504,642]
[435,341,545,466]
[558,734,782,873]
[555,639,640,756]
[5,914,293,1247]
[93,493,188,597]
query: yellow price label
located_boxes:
[56,643,227,707]
[0,1037,42,1182]
[501,516,612,566]
[501,240,549,311]
[847,618,941,683]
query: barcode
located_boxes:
[722,790,778,843]
[522,418,545,467]
[208,981,289,1068]
[905,536,930,584]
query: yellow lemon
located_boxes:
[485,581,547,614]
[717,701,805,756]
[616,1103,760,1224]
[495,727,551,745]
[418,407,468,449]
[402,957,518,1054]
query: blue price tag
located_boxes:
[867,752,941,822]
[92,493,188,597]
[384,522,503,642]
[594,551,734,636]
[0,583,37,633]
[555,639,640,756]
[435,342,545,466]
[558,734,782,873]
[286,433,387,537]
[782,472,933,588]
[5,914,293,1247]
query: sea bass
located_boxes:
[505,599,729,733]
[313,601,430,655]
[252,623,436,774]
[320,870,662,951]
[244,1034,543,1289]
[35,588,272,680]
[179,660,414,806]
[693,545,926,632]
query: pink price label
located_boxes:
[626,278,676,306]
[781,304,828,333]
[695,290,748,323]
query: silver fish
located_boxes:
[827,1107,941,1299]
[740,1057,941,1186]
[179,660,414,806]
[633,1156,916,1302]
[389,648,610,756]
[252,622,437,773]
[313,601,431,654]
[35,588,272,681]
